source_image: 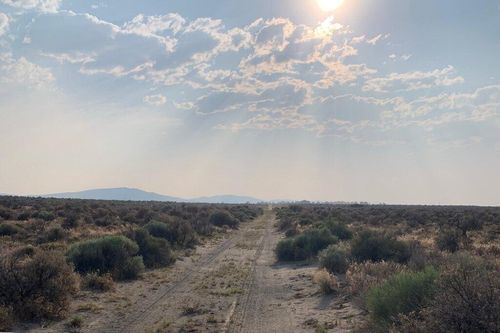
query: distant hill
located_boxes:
[43,187,263,204]
[44,188,182,202]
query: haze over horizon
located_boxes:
[1,0,499,206]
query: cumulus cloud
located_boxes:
[0,12,8,36]
[143,94,167,106]
[0,0,61,12]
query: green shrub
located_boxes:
[351,230,410,263]
[323,220,353,240]
[66,235,144,280]
[209,211,239,228]
[0,223,22,236]
[145,220,197,248]
[319,245,350,274]
[366,267,437,327]
[275,228,338,261]
[0,250,79,321]
[130,229,175,268]
[435,229,461,253]
[119,255,145,280]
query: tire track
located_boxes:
[98,232,240,333]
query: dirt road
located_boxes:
[33,208,362,333]
[86,208,296,333]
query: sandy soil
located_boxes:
[28,209,364,333]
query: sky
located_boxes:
[0,0,499,205]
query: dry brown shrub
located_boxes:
[0,250,79,321]
[313,269,339,294]
[82,273,115,292]
[346,261,406,297]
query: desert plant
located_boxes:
[318,244,350,274]
[435,228,461,253]
[145,220,197,248]
[313,269,339,294]
[129,229,175,268]
[424,253,500,333]
[0,306,14,331]
[346,261,406,297]
[209,211,239,228]
[82,273,115,292]
[0,250,79,321]
[275,228,338,261]
[366,267,437,327]
[66,235,144,280]
[0,223,22,236]
[351,230,410,263]
[323,220,353,240]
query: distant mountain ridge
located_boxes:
[42,187,264,204]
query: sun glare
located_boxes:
[317,0,344,12]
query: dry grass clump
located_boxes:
[82,273,115,292]
[346,261,406,297]
[313,269,339,294]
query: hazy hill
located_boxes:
[43,187,263,204]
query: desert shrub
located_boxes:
[313,269,339,294]
[66,235,144,280]
[129,229,175,268]
[0,306,14,331]
[145,220,197,248]
[351,230,411,263]
[275,238,296,261]
[366,267,437,327]
[0,223,22,236]
[424,253,500,333]
[66,316,83,329]
[323,220,353,240]
[0,250,79,321]
[82,273,115,292]
[119,255,145,280]
[62,215,79,229]
[346,261,406,297]
[39,225,67,243]
[209,211,239,228]
[275,228,338,261]
[318,244,350,274]
[435,229,461,253]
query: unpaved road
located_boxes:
[89,208,295,333]
[32,208,363,333]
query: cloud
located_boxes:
[0,0,61,12]
[143,94,167,106]
[0,12,8,36]
[0,54,54,88]
[363,66,464,93]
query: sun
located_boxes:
[317,0,345,12]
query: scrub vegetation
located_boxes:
[274,204,500,332]
[0,195,262,330]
